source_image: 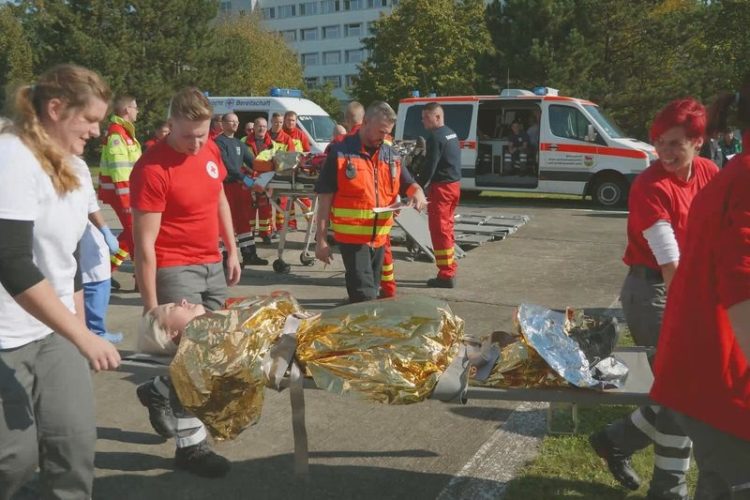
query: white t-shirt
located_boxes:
[72,157,111,284]
[0,134,92,348]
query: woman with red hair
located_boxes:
[649,77,750,499]
[589,98,719,499]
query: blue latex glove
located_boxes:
[242,175,255,188]
[100,226,119,255]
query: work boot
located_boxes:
[111,277,122,291]
[427,276,456,289]
[175,440,231,478]
[241,249,268,266]
[136,378,177,438]
[589,430,641,490]
[261,233,279,245]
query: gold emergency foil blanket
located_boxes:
[169,293,304,440]
[295,296,463,404]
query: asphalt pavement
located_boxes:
[90,195,628,500]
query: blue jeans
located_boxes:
[83,279,110,335]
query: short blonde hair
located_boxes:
[137,307,178,356]
[168,87,212,121]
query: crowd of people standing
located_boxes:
[0,61,748,499]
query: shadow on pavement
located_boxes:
[93,454,504,500]
[502,474,629,500]
[97,426,166,445]
[574,212,628,219]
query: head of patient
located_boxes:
[138,299,206,355]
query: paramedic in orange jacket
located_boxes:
[282,111,312,230]
[314,101,427,303]
[244,117,278,243]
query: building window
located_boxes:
[343,0,363,10]
[322,25,340,39]
[280,30,297,42]
[323,51,341,65]
[219,0,231,12]
[304,77,319,88]
[320,0,340,13]
[324,76,342,88]
[345,75,357,88]
[301,52,319,66]
[299,1,318,15]
[391,0,398,5]
[301,28,318,41]
[344,23,362,37]
[367,21,377,34]
[277,4,296,17]
[261,7,275,18]
[366,0,387,6]
[345,49,364,63]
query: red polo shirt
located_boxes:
[650,132,750,440]
[130,140,227,268]
[623,157,718,270]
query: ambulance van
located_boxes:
[395,88,656,206]
[208,88,336,153]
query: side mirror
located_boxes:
[585,124,598,143]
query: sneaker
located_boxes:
[136,379,177,438]
[242,251,268,266]
[589,430,641,490]
[98,331,124,344]
[175,441,231,478]
[427,277,456,289]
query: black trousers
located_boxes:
[338,243,385,303]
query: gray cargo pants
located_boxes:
[155,262,227,448]
[604,267,692,499]
[0,333,95,500]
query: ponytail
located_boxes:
[4,64,111,195]
[707,74,750,137]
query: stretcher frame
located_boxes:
[122,346,652,477]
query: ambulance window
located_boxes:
[297,114,336,142]
[402,104,472,141]
[549,105,595,142]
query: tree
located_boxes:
[351,0,494,107]
[0,4,34,113]
[209,14,304,97]
[305,82,342,122]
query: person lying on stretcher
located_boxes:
[138,299,207,356]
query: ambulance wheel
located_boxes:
[273,259,291,274]
[300,253,315,266]
[593,175,628,207]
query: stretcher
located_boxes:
[261,152,321,274]
[121,346,652,477]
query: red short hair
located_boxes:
[650,98,706,142]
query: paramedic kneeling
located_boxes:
[314,101,427,303]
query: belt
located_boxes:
[629,265,663,281]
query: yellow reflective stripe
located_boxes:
[332,223,391,236]
[381,264,393,272]
[331,207,375,219]
[436,258,454,266]
[434,248,454,256]
[380,274,395,281]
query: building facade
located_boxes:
[218,0,398,100]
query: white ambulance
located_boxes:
[208,88,336,153]
[395,88,656,206]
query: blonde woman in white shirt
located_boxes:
[0,64,120,499]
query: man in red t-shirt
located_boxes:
[130,88,240,479]
[589,99,719,498]
[281,110,313,231]
[651,87,750,498]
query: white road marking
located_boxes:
[436,296,622,499]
